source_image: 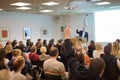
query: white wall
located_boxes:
[0,11,57,46]
[0,11,95,46]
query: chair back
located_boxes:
[45,73,62,80]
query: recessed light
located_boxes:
[10,2,31,6]
[42,2,59,6]
[16,7,31,10]
[0,9,3,11]
[91,0,101,1]
[40,10,53,12]
[96,1,111,5]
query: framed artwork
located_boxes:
[41,27,48,36]
[23,27,31,39]
[0,27,9,41]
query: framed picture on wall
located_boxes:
[41,27,48,36]
[23,27,31,39]
[0,27,9,41]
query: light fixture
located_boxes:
[42,2,59,6]
[40,10,53,12]
[96,1,111,5]
[91,0,101,1]
[16,7,31,10]
[0,9,3,11]
[10,2,31,6]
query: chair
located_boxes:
[45,73,62,80]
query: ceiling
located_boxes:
[0,0,120,15]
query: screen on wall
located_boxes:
[94,10,120,42]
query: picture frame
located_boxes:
[0,27,9,41]
[23,27,31,39]
[41,27,48,36]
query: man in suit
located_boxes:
[76,27,88,41]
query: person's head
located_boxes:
[75,50,84,64]
[89,58,105,77]
[49,47,59,57]
[12,49,22,57]
[13,56,25,72]
[104,45,111,54]
[0,48,6,67]
[38,38,41,42]
[5,44,13,53]
[30,46,37,53]
[40,46,47,54]
[95,42,102,51]
[0,69,13,80]
[111,41,120,56]
[57,40,62,46]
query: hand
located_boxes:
[64,24,71,39]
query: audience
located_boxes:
[87,40,96,58]
[0,69,13,80]
[0,48,13,80]
[100,44,120,80]
[1,26,120,80]
[29,46,39,65]
[89,58,106,78]
[111,41,120,58]
[0,48,9,69]
[43,47,67,80]
[5,44,13,60]
[93,42,103,58]
[11,56,27,80]
[63,25,105,80]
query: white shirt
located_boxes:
[82,31,85,38]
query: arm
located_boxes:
[64,26,97,80]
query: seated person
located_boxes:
[63,25,105,80]
[39,46,50,61]
[43,47,67,80]
[0,69,13,80]
[89,58,106,78]
[29,46,39,65]
[11,56,27,80]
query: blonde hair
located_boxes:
[111,41,120,56]
[13,56,25,72]
[40,46,47,54]
[12,49,22,57]
[5,44,13,54]
[95,42,102,51]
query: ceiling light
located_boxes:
[16,7,31,10]
[96,1,111,5]
[10,2,31,6]
[40,10,53,12]
[110,6,120,9]
[42,2,59,6]
[91,0,101,1]
[0,9,3,11]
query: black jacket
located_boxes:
[64,39,104,80]
[101,54,120,80]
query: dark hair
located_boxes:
[89,58,105,76]
[49,47,59,57]
[0,48,6,69]
[75,53,84,64]
[104,45,111,54]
